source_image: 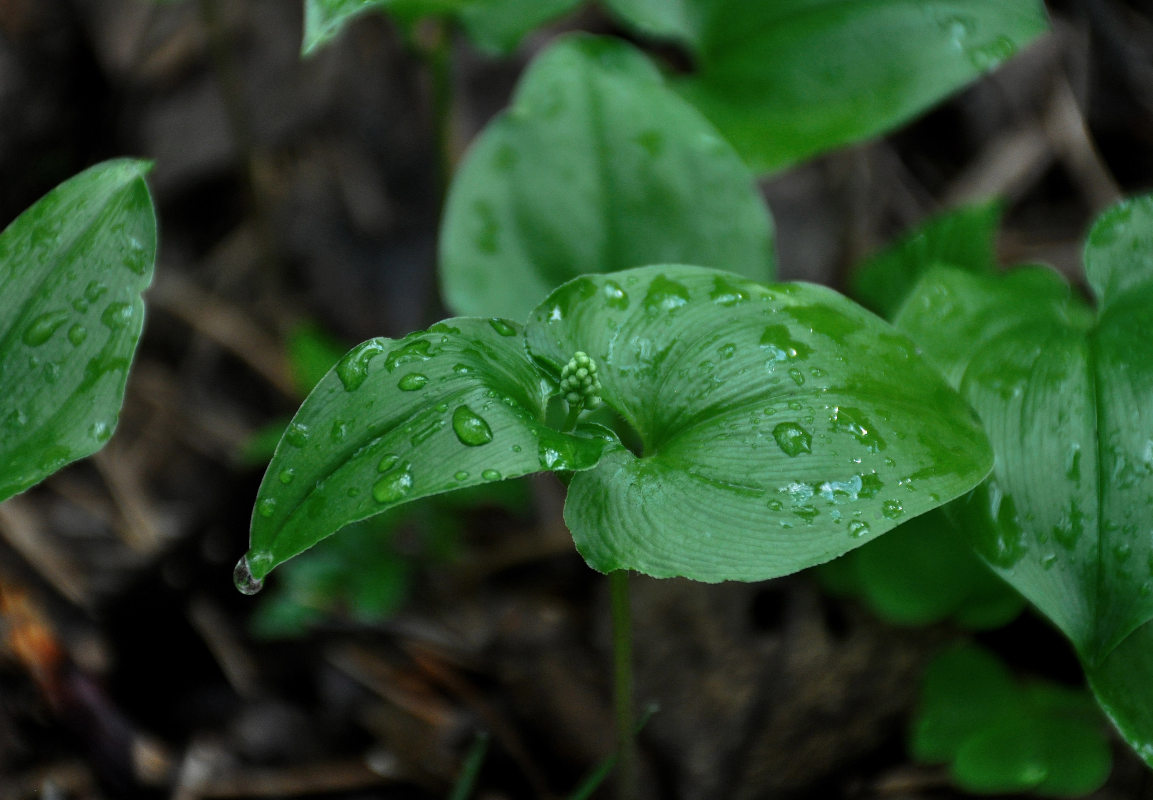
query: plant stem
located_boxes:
[610,569,637,800]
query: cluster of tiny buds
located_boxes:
[560,351,603,409]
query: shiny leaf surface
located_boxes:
[620,0,1051,172]
[241,318,607,585]
[439,35,774,320]
[0,160,157,503]
[524,265,992,581]
[897,232,1153,664]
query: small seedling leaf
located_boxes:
[0,160,157,503]
[439,35,775,320]
[524,265,992,581]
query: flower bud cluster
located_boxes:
[560,351,602,409]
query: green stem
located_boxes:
[562,401,584,433]
[610,569,637,800]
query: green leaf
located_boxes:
[831,508,1023,628]
[524,265,992,581]
[911,643,1022,763]
[601,0,700,46]
[303,0,391,54]
[1087,619,1153,768]
[0,160,157,504]
[654,0,1049,173]
[896,195,1153,664]
[913,644,1111,797]
[240,317,607,585]
[456,0,582,53]
[851,199,1002,318]
[302,0,581,55]
[439,35,775,321]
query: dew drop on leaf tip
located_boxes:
[233,555,264,595]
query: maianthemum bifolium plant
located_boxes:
[0,161,158,505]
[232,0,1153,795]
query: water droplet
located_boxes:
[767,499,783,511]
[642,275,690,313]
[718,343,737,360]
[831,406,887,452]
[278,468,296,485]
[331,420,349,442]
[409,417,444,446]
[100,302,134,330]
[67,324,87,346]
[22,310,70,346]
[759,325,813,361]
[257,497,277,518]
[489,318,517,336]
[1041,552,1058,570]
[773,422,812,457]
[123,235,149,275]
[452,405,493,447]
[482,468,502,482]
[454,470,469,481]
[709,276,750,306]
[453,363,474,376]
[336,340,386,392]
[373,464,414,504]
[84,419,110,443]
[233,555,265,595]
[284,422,311,447]
[4,409,28,430]
[788,367,805,386]
[794,505,819,523]
[384,339,434,372]
[84,281,108,303]
[967,34,1017,70]
[377,453,399,473]
[882,500,904,519]
[1115,542,1133,562]
[848,520,870,538]
[398,373,428,391]
[603,280,629,310]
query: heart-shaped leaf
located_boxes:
[439,35,775,320]
[523,265,992,581]
[240,317,607,589]
[0,160,157,504]
[608,0,1049,173]
[895,195,1153,665]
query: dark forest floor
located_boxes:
[3,1,1153,798]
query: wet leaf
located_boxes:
[610,0,1049,172]
[242,318,606,584]
[524,265,992,581]
[439,35,774,320]
[896,196,1153,665]
[0,160,157,503]
[851,199,1002,318]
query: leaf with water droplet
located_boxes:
[439,34,774,320]
[244,317,606,583]
[654,0,1047,172]
[0,160,156,504]
[524,265,992,581]
[895,198,1153,762]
